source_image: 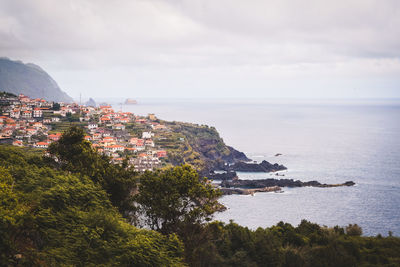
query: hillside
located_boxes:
[0,57,73,102]
[157,121,250,173]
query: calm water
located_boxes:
[118,98,400,236]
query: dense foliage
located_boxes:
[0,91,17,98]
[134,165,223,264]
[48,126,137,216]
[0,145,184,266]
[194,220,400,267]
[1,127,400,266]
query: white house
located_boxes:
[112,123,125,130]
[88,123,98,130]
[34,142,49,149]
[142,131,154,139]
[10,109,20,119]
[33,108,43,118]
[104,145,125,153]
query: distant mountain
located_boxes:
[85,97,97,107]
[0,57,73,102]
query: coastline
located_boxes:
[118,99,400,236]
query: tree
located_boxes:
[0,146,184,266]
[346,224,363,236]
[48,126,138,216]
[134,165,222,234]
[134,165,223,263]
[52,102,61,111]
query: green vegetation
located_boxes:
[159,121,240,172]
[48,121,87,133]
[0,146,183,266]
[194,220,400,267]
[1,126,400,266]
[48,126,137,216]
[134,165,223,264]
[52,102,61,110]
[66,112,81,122]
[0,91,17,98]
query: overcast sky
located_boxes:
[0,0,399,99]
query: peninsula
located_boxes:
[220,178,355,195]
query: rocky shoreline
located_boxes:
[220,186,282,195]
[223,160,287,173]
[216,178,355,195]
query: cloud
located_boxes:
[0,0,399,98]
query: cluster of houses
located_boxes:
[0,93,168,172]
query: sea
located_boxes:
[114,98,400,236]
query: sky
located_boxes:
[0,0,399,99]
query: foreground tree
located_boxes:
[48,126,137,216]
[134,165,222,234]
[0,146,184,266]
[134,165,223,264]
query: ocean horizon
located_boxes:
[116,98,400,236]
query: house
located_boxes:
[52,117,60,122]
[92,133,102,140]
[145,139,155,147]
[19,94,30,102]
[13,140,23,147]
[21,110,32,119]
[100,117,111,124]
[88,123,98,130]
[157,150,167,158]
[10,109,20,118]
[35,142,49,149]
[135,118,147,124]
[129,137,138,145]
[104,145,125,153]
[154,124,167,130]
[48,133,62,141]
[112,123,125,130]
[6,118,16,124]
[102,131,111,137]
[102,136,116,146]
[33,108,43,118]
[84,135,92,141]
[99,105,113,113]
[142,131,154,139]
[25,128,37,136]
[0,116,8,123]
[2,128,13,136]
[32,122,43,129]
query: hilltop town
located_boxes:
[0,92,168,172]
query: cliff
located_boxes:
[161,121,250,173]
[0,57,73,102]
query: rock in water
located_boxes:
[85,97,97,107]
[229,160,287,172]
[125,98,138,104]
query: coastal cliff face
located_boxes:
[162,121,250,173]
[0,57,73,102]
